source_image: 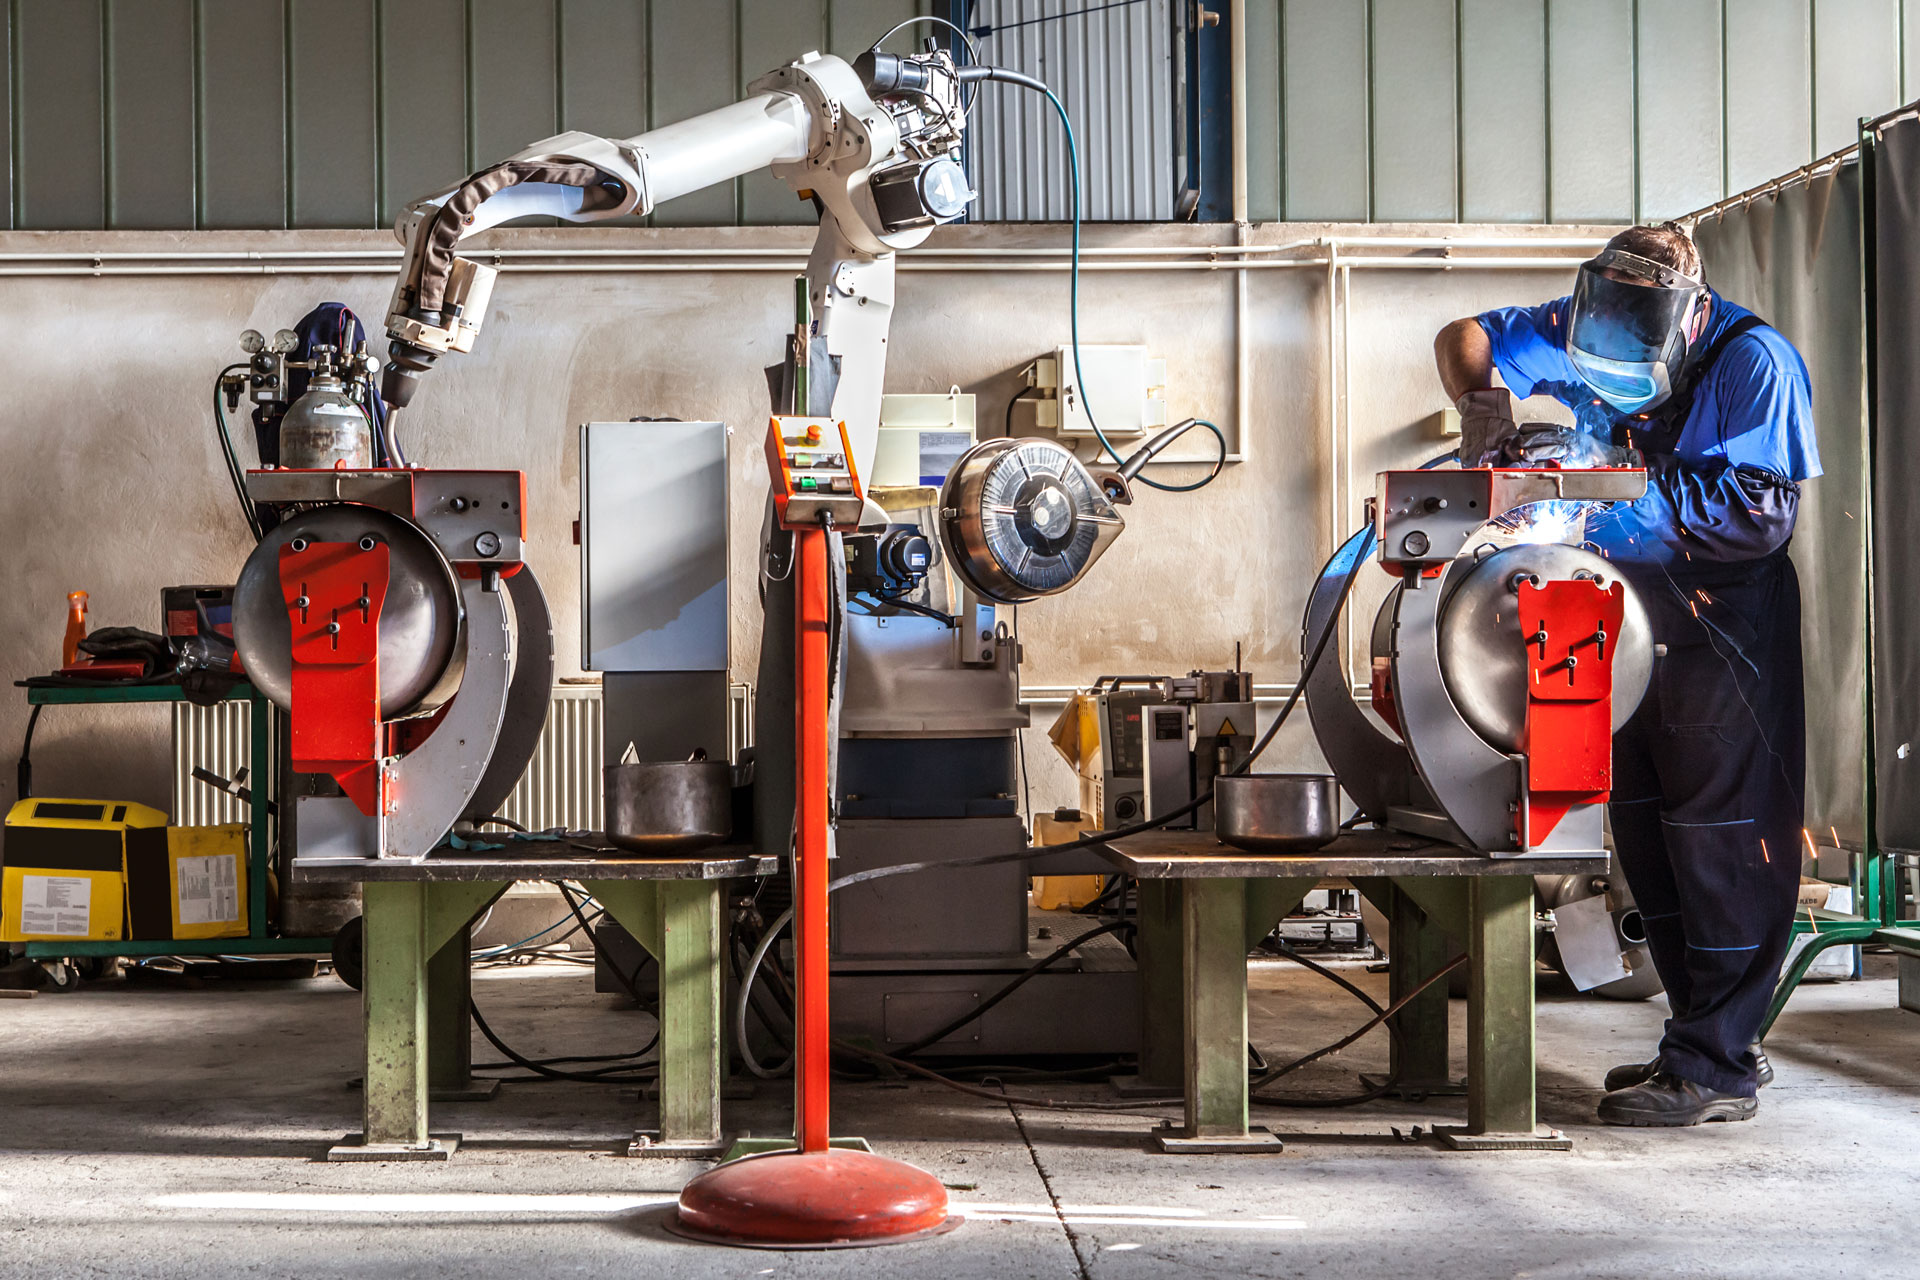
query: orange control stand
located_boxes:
[670,420,957,1250]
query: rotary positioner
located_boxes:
[1306,466,1654,857]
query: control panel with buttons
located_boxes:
[765,416,865,530]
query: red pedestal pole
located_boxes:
[671,524,957,1249]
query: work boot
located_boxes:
[1597,1073,1757,1127]
[1606,1046,1771,1093]
[1604,1058,1659,1092]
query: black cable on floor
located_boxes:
[1249,953,1467,1108]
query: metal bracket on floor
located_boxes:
[1151,1123,1284,1154]
[1432,1125,1571,1152]
[720,1135,874,1163]
[627,1131,734,1159]
[1358,1072,1469,1100]
[1106,1073,1182,1099]
[329,1132,462,1162]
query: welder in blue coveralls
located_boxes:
[1433,222,1820,1126]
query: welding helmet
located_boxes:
[1564,248,1706,414]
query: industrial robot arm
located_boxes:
[381,48,977,494]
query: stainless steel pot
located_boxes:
[604,759,733,854]
[1214,773,1339,853]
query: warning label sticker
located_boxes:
[20,875,93,937]
[177,854,240,926]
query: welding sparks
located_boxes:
[1761,838,1771,863]
[1490,499,1592,547]
[1804,828,1820,863]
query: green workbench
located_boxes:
[15,681,331,959]
[1106,828,1607,1152]
[297,848,776,1161]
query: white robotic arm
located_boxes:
[381,48,976,487]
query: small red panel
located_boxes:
[1516,578,1627,846]
[279,540,391,816]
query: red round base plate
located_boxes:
[669,1149,961,1250]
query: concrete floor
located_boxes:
[3,952,1916,1280]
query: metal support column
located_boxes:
[332,880,456,1160]
[1441,874,1567,1150]
[1386,882,1459,1097]
[1155,878,1281,1152]
[426,924,499,1101]
[1117,878,1183,1095]
[589,878,731,1157]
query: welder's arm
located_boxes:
[1435,318,1518,465]
[1632,456,1801,562]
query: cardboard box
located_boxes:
[1031,809,1105,910]
[1,798,167,942]
[159,825,247,940]
[0,801,246,943]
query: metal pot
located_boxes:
[605,759,733,854]
[1215,773,1340,853]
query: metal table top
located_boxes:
[1100,827,1608,879]
[293,842,777,883]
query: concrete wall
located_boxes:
[0,221,1600,818]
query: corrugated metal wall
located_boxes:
[966,0,1175,221]
[0,0,923,231]
[1246,0,1919,223]
[3,0,1918,228]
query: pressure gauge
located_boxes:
[238,329,266,354]
[271,329,301,354]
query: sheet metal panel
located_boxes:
[378,0,468,226]
[971,0,1173,223]
[290,0,378,228]
[1726,0,1813,192]
[1369,0,1457,222]
[1907,0,1920,99]
[1544,0,1633,223]
[0,5,10,228]
[1635,0,1721,221]
[558,0,647,225]
[198,0,287,228]
[739,0,824,226]
[649,0,736,225]
[1458,0,1545,222]
[1283,0,1368,221]
[1243,0,1281,221]
[15,0,103,229]
[1813,0,1900,155]
[829,0,918,57]
[108,0,194,230]
[470,0,556,168]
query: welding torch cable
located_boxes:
[891,918,1135,1056]
[212,363,264,540]
[970,66,1226,492]
[1249,953,1467,1107]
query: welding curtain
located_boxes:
[1870,116,1920,854]
[1692,163,1869,847]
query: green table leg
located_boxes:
[1386,882,1457,1096]
[427,924,500,1102]
[330,880,456,1161]
[1441,875,1567,1151]
[589,879,731,1157]
[1118,879,1183,1094]
[1154,878,1281,1153]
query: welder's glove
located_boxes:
[1455,388,1517,467]
[1498,423,1642,469]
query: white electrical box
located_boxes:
[872,391,977,488]
[579,420,729,672]
[1020,345,1168,439]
